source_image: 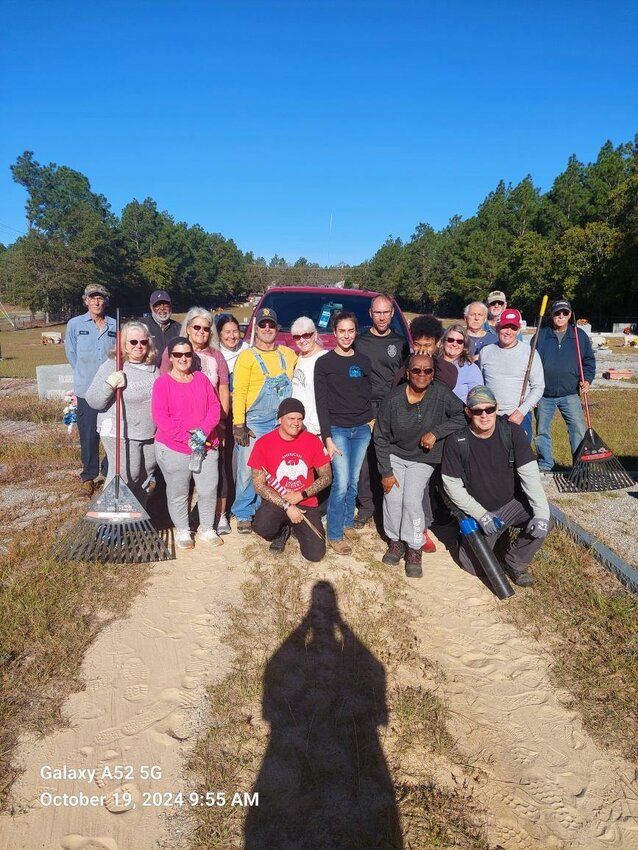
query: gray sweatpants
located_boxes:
[383,454,435,549]
[101,436,156,504]
[155,442,219,532]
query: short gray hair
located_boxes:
[290,315,317,336]
[464,301,488,318]
[181,307,220,351]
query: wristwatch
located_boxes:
[300,490,309,501]
[281,500,290,510]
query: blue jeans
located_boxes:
[534,395,586,471]
[326,424,371,541]
[499,412,532,443]
[77,396,107,482]
[232,417,276,520]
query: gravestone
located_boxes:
[36,364,74,400]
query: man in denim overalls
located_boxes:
[231,308,296,532]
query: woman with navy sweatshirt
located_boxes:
[314,312,372,555]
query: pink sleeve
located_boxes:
[152,376,187,442]
[213,350,229,386]
[197,373,221,437]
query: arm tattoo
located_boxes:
[252,469,287,507]
[301,463,332,497]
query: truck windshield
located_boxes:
[258,292,407,336]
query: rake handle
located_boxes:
[572,318,592,429]
[115,308,121,492]
[519,294,548,407]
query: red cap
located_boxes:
[497,308,522,329]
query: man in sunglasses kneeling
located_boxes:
[441,386,552,588]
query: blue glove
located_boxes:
[479,512,504,536]
[526,516,550,539]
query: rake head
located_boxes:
[51,476,174,563]
[558,428,634,493]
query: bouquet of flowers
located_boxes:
[63,391,77,433]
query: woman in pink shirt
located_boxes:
[152,337,222,549]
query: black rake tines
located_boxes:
[50,476,174,564]
[556,428,634,493]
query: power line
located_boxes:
[0,221,27,236]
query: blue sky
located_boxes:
[1,0,636,266]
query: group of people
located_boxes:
[65,285,594,588]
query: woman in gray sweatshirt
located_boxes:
[86,321,159,503]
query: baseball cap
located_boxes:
[255,307,279,325]
[497,308,522,330]
[150,290,172,306]
[277,398,305,418]
[84,284,109,298]
[551,299,572,314]
[466,386,497,408]
[487,290,506,305]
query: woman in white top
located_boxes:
[216,314,250,534]
[290,316,326,436]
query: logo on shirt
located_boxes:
[349,365,363,379]
[276,457,308,490]
[293,367,306,388]
[387,344,397,358]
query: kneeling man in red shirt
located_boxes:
[248,398,332,561]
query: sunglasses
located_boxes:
[469,405,497,416]
[554,310,571,317]
[446,337,464,344]
[409,367,434,375]
[490,300,505,306]
[258,321,277,329]
[171,351,193,359]
[127,339,149,347]
[191,324,211,332]
[292,331,314,341]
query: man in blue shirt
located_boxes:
[535,299,596,473]
[64,284,117,495]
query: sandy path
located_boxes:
[2,528,638,850]
[407,531,638,850]
[0,542,247,850]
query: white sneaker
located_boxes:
[175,529,194,550]
[216,515,231,535]
[198,528,224,546]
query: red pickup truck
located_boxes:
[244,286,411,349]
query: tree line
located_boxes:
[0,138,636,325]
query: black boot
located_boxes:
[270,524,291,553]
[404,546,423,578]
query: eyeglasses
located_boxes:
[292,331,314,340]
[409,367,434,375]
[171,351,193,359]
[490,300,505,307]
[128,339,149,347]
[469,405,497,416]
[191,324,211,332]
[446,337,464,345]
[554,310,571,317]
[258,321,277,329]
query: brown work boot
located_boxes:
[329,539,352,556]
[404,546,423,578]
[343,527,358,540]
[382,540,405,566]
[78,479,95,498]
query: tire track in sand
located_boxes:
[0,542,248,850]
[405,529,638,850]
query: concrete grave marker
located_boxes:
[36,364,75,400]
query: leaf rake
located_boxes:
[51,310,174,563]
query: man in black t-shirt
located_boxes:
[353,295,410,527]
[441,386,552,587]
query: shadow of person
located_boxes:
[244,580,403,850]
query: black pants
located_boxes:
[253,502,326,562]
[356,440,383,521]
[76,396,107,482]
